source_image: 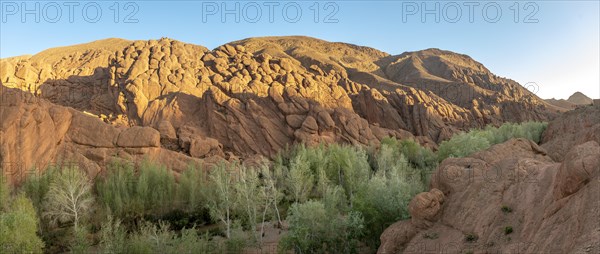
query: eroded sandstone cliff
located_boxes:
[1,36,555,182]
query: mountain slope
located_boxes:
[378,103,600,254]
[0,36,556,181]
[545,91,594,111]
[567,91,593,105]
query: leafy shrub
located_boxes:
[353,150,424,248]
[224,221,249,254]
[126,221,175,253]
[96,160,178,218]
[98,215,127,253]
[175,228,215,254]
[95,161,138,217]
[280,200,364,254]
[125,221,218,254]
[321,144,370,205]
[277,144,371,202]
[136,160,176,215]
[438,133,491,161]
[379,138,436,186]
[322,185,349,214]
[285,150,315,203]
[381,137,437,168]
[438,122,547,161]
[234,164,262,239]
[176,163,209,214]
[69,226,91,254]
[501,205,512,213]
[483,122,547,144]
[21,166,59,215]
[465,233,478,242]
[504,226,513,235]
[0,194,45,253]
[275,142,427,250]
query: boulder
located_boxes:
[68,112,119,148]
[301,115,318,134]
[156,120,177,140]
[116,126,160,147]
[285,114,305,129]
[408,188,444,224]
[189,137,222,158]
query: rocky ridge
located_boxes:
[1,36,555,182]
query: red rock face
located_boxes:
[378,105,600,254]
[0,87,202,183]
[1,36,555,183]
[541,104,600,161]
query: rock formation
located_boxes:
[378,104,600,254]
[0,87,202,183]
[1,36,555,183]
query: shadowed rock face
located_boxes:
[1,36,555,182]
[378,104,600,254]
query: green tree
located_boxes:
[136,160,176,215]
[95,161,137,217]
[398,139,437,168]
[286,151,315,203]
[96,160,178,218]
[353,149,424,248]
[322,144,370,207]
[0,194,45,253]
[280,199,364,254]
[177,164,209,213]
[21,166,59,215]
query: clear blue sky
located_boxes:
[1,1,598,99]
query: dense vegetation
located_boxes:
[437,121,547,161]
[0,121,546,253]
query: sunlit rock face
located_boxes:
[378,104,600,254]
[0,36,555,182]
